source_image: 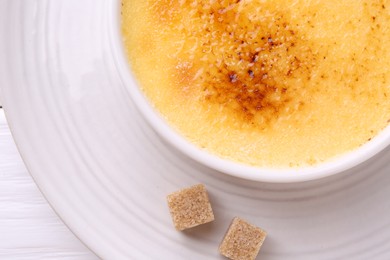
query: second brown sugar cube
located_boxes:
[167,184,215,231]
[219,217,267,260]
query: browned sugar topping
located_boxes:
[151,0,317,126]
[124,0,390,167]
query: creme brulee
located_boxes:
[122,0,390,168]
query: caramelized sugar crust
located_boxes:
[122,0,390,167]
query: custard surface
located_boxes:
[122,0,390,168]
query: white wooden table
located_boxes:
[0,108,97,259]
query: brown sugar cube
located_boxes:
[219,217,267,260]
[167,184,214,231]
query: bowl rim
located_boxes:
[110,0,390,183]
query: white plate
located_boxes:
[1,0,390,259]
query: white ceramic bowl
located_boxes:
[110,2,390,183]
